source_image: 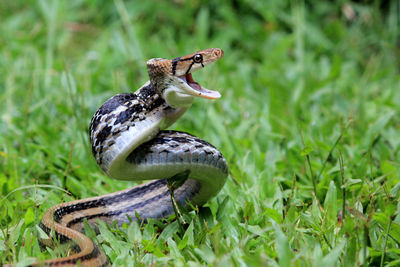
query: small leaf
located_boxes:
[159,221,179,241]
[216,196,229,220]
[194,245,216,264]
[239,223,265,236]
[36,225,49,239]
[180,220,194,248]
[264,208,283,223]
[390,182,400,198]
[24,208,35,226]
[342,178,362,188]
[127,221,141,243]
[178,233,188,250]
[300,146,313,156]
[381,160,398,184]
[373,213,400,242]
[167,237,180,256]
[274,224,292,267]
[322,241,345,267]
[324,181,337,222]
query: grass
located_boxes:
[1,0,400,266]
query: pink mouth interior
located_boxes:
[178,73,221,99]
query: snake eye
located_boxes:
[193,54,203,63]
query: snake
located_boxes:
[33,48,228,266]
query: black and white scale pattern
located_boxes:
[127,131,228,174]
[89,83,165,166]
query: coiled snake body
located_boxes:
[35,48,227,266]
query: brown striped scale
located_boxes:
[25,48,228,266]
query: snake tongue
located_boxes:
[183,73,221,99]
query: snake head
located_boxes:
[147,48,224,108]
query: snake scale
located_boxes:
[32,48,227,266]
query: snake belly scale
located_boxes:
[34,48,227,266]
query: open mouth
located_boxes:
[178,73,221,99]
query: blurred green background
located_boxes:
[1,0,400,266]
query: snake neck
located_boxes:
[89,82,188,176]
[147,68,195,108]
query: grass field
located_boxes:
[1,1,400,266]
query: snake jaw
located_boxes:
[177,73,221,100]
